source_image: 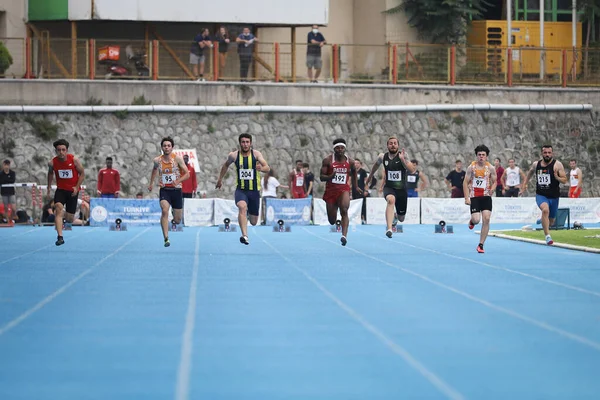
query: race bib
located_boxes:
[239,169,254,180]
[58,169,73,179]
[473,177,487,189]
[537,173,551,186]
[295,177,304,186]
[331,173,347,185]
[387,170,402,181]
[162,174,176,185]
[407,175,416,183]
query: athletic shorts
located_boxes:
[406,188,419,198]
[383,187,408,216]
[54,189,79,215]
[470,196,492,214]
[1,194,16,205]
[183,193,193,199]
[568,186,581,198]
[189,53,205,65]
[323,188,349,205]
[235,188,260,216]
[536,194,559,219]
[160,188,183,210]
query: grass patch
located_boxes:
[496,229,600,249]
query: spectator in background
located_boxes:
[353,159,376,224]
[237,27,258,81]
[181,155,197,198]
[215,25,231,80]
[135,192,144,199]
[307,25,326,83]
[568,159,583,198]
[494,157,504,197]
[302,162,315,198]
[406,159,428,197]
[97,157,120,198]
[190,28,213,81]
[41,199,55,224]
[261,168,289,224]
[0,159,16,222]
[289,160,307,199]
[445,160,466,198]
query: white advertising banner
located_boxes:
[213,198,262,226]
[77,0,329,24]
[489,197,540,224]
[421,198,471,224]
[313,198,362,226]
[183,199,214,226]
[172,149,199,172]
[558,198,600,223]
[213,198,240,226]
[366,197,421,225]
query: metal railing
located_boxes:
[2,36,600,87]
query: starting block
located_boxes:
[330,219,342,233]
[434,220,453,234]
[273,219,291,232]
[63,219,73,231]
[109,218,128,231]
[218,218,237,232]
[170,219,183,232]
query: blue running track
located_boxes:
[0,224,599,400]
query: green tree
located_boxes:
[385,0,491,44]
[0,41,14,77]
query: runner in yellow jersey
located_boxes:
[216,133,270,245]
[148,137,190,247]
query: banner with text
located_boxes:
[265,198,312,225]
[489,198,540,224]
[313,198,363,225]
[172,149,199,171]
[90,198,161,226]
[558,198,600,224]
[183,199,214,226]
[366,197,421,225]
[421,198,471,225]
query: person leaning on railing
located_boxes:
[307,25,326,83]
[236,27,258,81]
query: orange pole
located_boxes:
[274,42,280,82]
[152,40,158,80]
[507,48,513,87]
[450,45,456,85]
[392,45,398,84]
[332,44,339,83]
[89,39,96,80]
[405,42,409,79]
[213,41,219,81]
[25,38,32,79]
[562,49,568,87]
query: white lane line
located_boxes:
[365,229,600,298]
[0,228,150,336]
[174,229,202,400]
[303,228,600,352]
[257,230,465,400]
[0,227,101,267]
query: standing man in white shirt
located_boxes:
[568,159,583,198]
[501,158,526,197]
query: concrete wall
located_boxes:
[1,80,600,110]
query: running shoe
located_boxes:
[340,236,347,246]
[468,220,475,230]
[164,238,170,247]
[240,235,249,245]
[55,236,64,246]
[386,229,393,238]
[545,235,554,245]
[476,243,484,253]
[392,215,398,226]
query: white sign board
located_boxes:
[71,0,329,25]
[313,198,362,226]
[183,199,214,226]
[366,197,420,225]
[172,149,200,172]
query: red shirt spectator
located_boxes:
[181,155,197,198]
[494,158,504,196]
[97,157,120,198]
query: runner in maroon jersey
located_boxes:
[47,139,85,246]
[320,138,361,246]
